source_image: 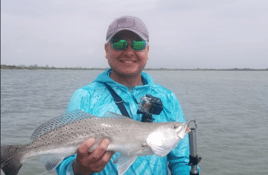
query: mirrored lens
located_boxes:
[111,39,146,51]
[112,40,127,50]
[132,41,146,51]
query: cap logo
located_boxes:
[117,18,135,28]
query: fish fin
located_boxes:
[113,154,137,175]
[112,154,121,164]
[128,143,148,156]
[31,110,96,141]
[40,156,64,171]
[1,145,25,175]
[104,112,132,120]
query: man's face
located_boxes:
[105,30,149,78]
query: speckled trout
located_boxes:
[1,110,190,175]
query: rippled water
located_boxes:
[1,69,268,175]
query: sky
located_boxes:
[1,0,268,69]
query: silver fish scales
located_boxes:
[1,110,190,175]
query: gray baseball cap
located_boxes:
[106,16,149,43]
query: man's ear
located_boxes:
[147,45,150,59]
[105,44,109,58]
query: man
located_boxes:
[56,16,190,175]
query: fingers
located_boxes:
[88,138,110,162]
[74,138,114,174]
[91,139,115,169]
[101,150,115,162]
[78,138,96,154]
[87,139,114,173]
[76,138,95,162]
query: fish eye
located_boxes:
[172,124,178,129]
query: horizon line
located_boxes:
[1,64,268,70]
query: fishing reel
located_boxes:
[137,94,163,122]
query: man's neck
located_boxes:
[110,71,142,87]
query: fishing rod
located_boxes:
[188,120,201,175]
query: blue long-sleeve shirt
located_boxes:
[56,69,191,175]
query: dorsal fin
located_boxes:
[30,110,96,141]
[104,112,132,120]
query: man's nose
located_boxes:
[123,44,135,57]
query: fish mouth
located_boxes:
[177,124,191,139]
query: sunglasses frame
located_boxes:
[109,39,148,51]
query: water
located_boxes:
[1,69,268,175]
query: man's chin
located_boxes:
[121,67,146,77]
[113,69,141,78]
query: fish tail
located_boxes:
[1,145,26,175]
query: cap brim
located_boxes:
[106,28,148,43]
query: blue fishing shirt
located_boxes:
[56,69,191,175]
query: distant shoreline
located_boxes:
[1,64,267,71]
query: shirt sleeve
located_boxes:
[56,155,76,175]
[167,93,191,174]
[66,88,91,113]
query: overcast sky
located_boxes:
[1,0,268,69]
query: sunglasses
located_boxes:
[109,39,147,51]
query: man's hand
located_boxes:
[73,138,115,175]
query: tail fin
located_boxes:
[1,145,26,175]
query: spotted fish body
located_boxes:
[1,110,190,175]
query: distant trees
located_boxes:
[1,64,53,70]
[0,64,106,70]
